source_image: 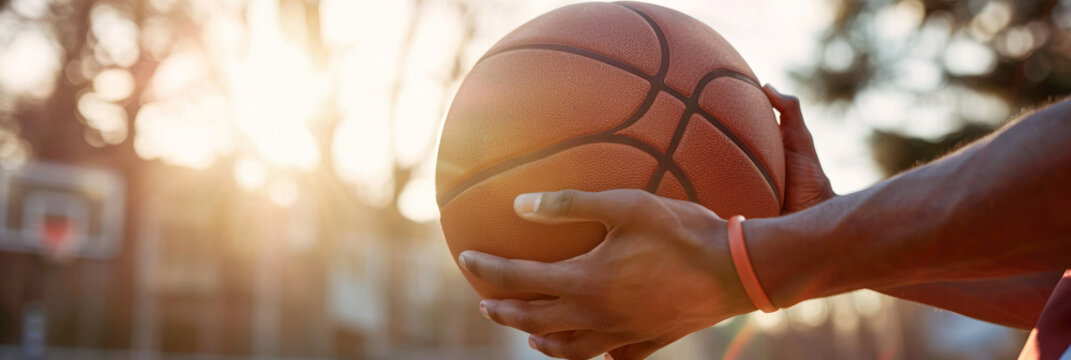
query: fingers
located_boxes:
[763,84,817,154]
[514,189,652,226]
[480,299,589,335]
[459,250,564,294]
[606,340,665,360]
[762,84,803,124]
[530,331,630,360]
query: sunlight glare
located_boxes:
[855,87,959,139]
[229,0,324,171]
[787,298,830,327]
[875,0,924,41]
[394,77,444,167]
[202,16,244,61]
[823,37,856,72]
[11,0,49,19]
[393,1,462,167]
[403,1,464,77]
[969,1,1012,41]
[77,92,129,144]
[851,290,885,318]
[894,59,943,91]
[830,294,861,334]
[944,36,997,76]
[268,176,300,207]
[140,16,175,61]
[0,26,61,99]
[234,158,268,190]
[149,0,179,13]
[333,35,405,207]
[0,129,29,170]
[90,3,140,67]
[750,310,787,334]
[326,0,415,201]
[397,176,439,223]
[955,87,1009,125]
[320,0,412,47]
[134,98,234,169]
[151,48,208,98]
[996,25,1036,59]
[333,115,394,208]
[93,68,135,101]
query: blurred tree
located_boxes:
[0,0,169,348]
[795,0,1071,175]
[0,0,487,355]
[792,1,1071,356]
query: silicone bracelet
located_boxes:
[727,215,777,313]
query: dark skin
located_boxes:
[767,85,1062,330]
[458,86,1071,359]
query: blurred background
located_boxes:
[0,0,1068,359]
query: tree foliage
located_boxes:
[796,0,1071,175]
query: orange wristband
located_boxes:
[727,215,777,313]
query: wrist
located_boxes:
[741,210,864,308]
[728,215,778,313]
[739,217,799,308]
[697,212,756,321]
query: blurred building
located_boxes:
[0,136,502,359]
[0,153,1032,360]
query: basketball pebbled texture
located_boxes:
[436,1,785,300]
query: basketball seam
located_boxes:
[441,5,684,207]
[645,70,775,199]
[436,134,694,209]
[616,2,781,206]
[438,4,781,208]
[466,46,775,206]
[615,1,692,201]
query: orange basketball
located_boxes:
[436,1,785,299]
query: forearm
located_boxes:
[875,270,1062,329]
[746,99,1071,307]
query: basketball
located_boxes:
[436,1,785,299]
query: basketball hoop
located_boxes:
[41,215,80,263]
[0,161,123,261]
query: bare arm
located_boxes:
[748,98,1071,308]
[458,97,1071,360]
[876,271,1062,329]
[765,87,1065,329]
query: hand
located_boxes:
[762,84,836,213]
[458,190,754,360]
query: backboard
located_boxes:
[0,161,125,260]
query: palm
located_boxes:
[783,144,834,213]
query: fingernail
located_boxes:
[528,336,538,350]
[605,354,615,360]
[457,253,470,271]
[478,300,491,319]
[514,193,542,215]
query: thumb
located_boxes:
[514,189,637,226]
